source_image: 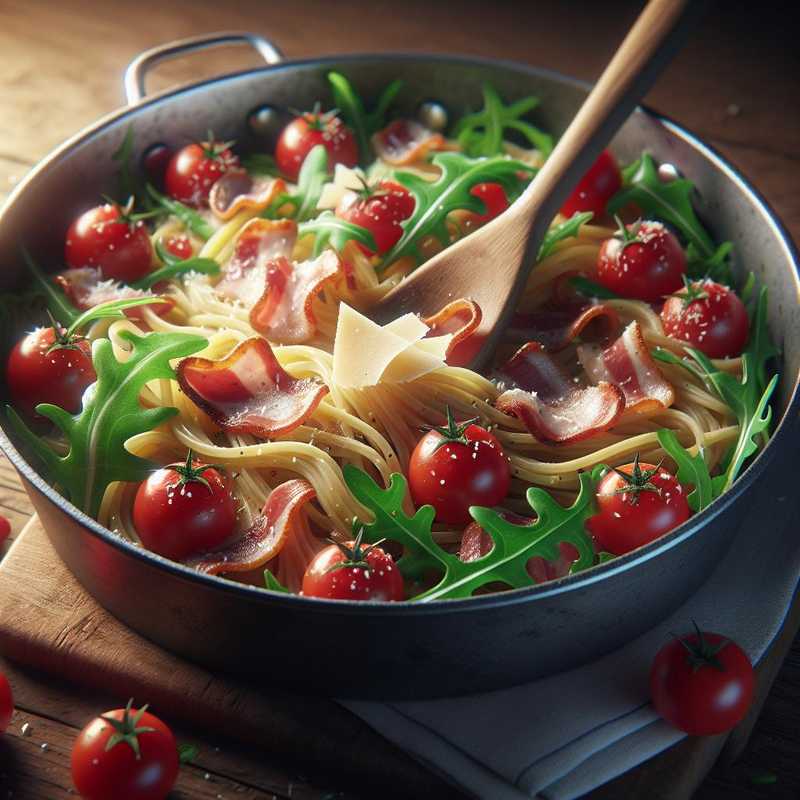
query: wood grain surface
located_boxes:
[0,1,798,798]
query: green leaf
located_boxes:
[452,84,553,158]
[240,153,278,176]
[569,275,621,300]
[64,297,171,338]
[538,211,594,260]
[382,151,535,267]
[327,72,403,165]
[608,154,716,259]
[686,240,733,284]
[146,184,215,240]
[132,255,220,289]
[21,248,79,325]
[177,743,199,764]
[264,569,290,594]
[111,125,137,205]
[344,464,599,602]
[298,211,376,257]
[6,330,207,517]
[656,429,714,512]
[262,145,329,223]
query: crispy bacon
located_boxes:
[495,341,624,444]
[506,304,620,352]
[208,169,287,220]
[250,251,341,344]
[422,299,482,366]
[55,267,173,318]
[578,321,675,413]
[176,338,328,438]
[265,505,326,593]
[372,119,450,166]
[187,479,316,576]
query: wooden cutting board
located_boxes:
[1,516,798,800]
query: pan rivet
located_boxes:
[418,101,448,132]
[247,105,282,139]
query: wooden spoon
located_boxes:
[369,0,695,369]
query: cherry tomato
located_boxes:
[560,149,622,219]
[0,515,11,547]
[276,109,358,182]
[6,326,95,419]
[408,407,511,525]
[661,279,749,358]
[133,452,237,561]
[163,234,194,261]
[650,625,754,736]
[597,220,686,302]
[588,455,691,555]
[0,672,13,733]
[470,182,510,224]
[65,202,154,283]
[336,180,414,255]
[71,699,179,800]
[302,531,405,601]
[141,143,172,190]
[164,140,240,207]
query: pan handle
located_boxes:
[123,31,284,105]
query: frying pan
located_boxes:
[0,33,797,699]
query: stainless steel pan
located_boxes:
[1,33,797,699]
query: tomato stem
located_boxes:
[324,526,385,574]
[613,214,642,252]
[100,698,156,760]
[668,275,710,307]
[673,621,731,672]
[611,452,662,505]
[424,405,479,453]
[166,449,225,493]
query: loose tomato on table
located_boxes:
[408,406,511,525]
[650,624,755,736]
[336,180,414,255]
[164,139,240,207]
[65,200,154,283]
[0,515,10,547]
[660,278,749,358]
[6,325,96,419]
[302,529,405,601]
[587,454,691,556]
[275,107,358,182]
[0,671,13,733]
[71,699,179,800]
[132,451,237,561]
[560,149,622,219]
[596,219,687,302]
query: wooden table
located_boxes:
[0,1,798,797]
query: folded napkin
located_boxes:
[344,450,799,800]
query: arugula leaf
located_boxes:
[452,84,553,158]
[64,297,170,338]
[134,252,220,289]
[264,569,290,594]
[21,248,79,325]
[263,145,328,222]
[656,429,714,512]
[177,743,199,764]
[240,153,278,176]
[298,211,376,257]
[686,240,733,284]
[382,152,535,267]
[538,211,594,260]
[146,184,215,240]
[7,330,207,517]
[328,72,403,165]
[111,126,137,205]
[569,276,621,300]
[344,464,598,602]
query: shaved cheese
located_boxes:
[384,313,430,343]
[317,164,367,210]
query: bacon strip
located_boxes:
[186,479,316,576]
[265,506,326,593]
[422,299,482,366]
[372,119,450,166]
[506,304,619,352]
[176,338,328,438]
[495,342,624,444]
[208,170,287,221]
[578,321,675,413]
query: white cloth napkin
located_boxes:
[343,454,800,800]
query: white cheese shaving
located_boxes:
[316,164,367,210]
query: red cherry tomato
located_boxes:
[560,149,622,219]
[133,453,237,561]
[661,279,749,358]
[65,203,154,283]
[650,627,754,736]
[302,534,405,601]
[0,515,10,547]
[470,182,510,224]
[6,326,95,419]
[142,143,173,190]
[0,672,13,733]
[163,234,194,261]
[588,456,691,555]
[276,110,358,182]
[164,140,240,207]
[336,180,414,255]
[408,407,511,525]
[71,700,179,800]
[597,220,687,302]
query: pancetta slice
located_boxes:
[422,299,482,366]
[55,267,173,318]
[495,342,624,444]
[372,119,450,165]
[249,251,341,344]
[578,321,675,413]
[506,304,620,352]
[208,170,287,221]
[186,479,316,576]
[176,337,328,438]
